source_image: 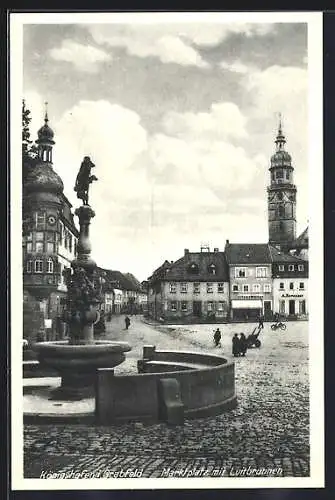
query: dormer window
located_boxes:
[188,262,199,274]
[208,263,216,275]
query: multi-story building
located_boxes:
[270,246,308,318]
[147,246,230,322]
[225,241,273,321]
[267,118,297,252]
[23,111,79,342]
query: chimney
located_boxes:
[226,239,229,245]
[214,248,219,253]
[184,249,189,255]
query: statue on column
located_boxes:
[74,156,98,205]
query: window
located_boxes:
[46,232,54,242]
[278,265,284,271]
[69,235,73,252]
[193,282,200,294]
[59,223,63,244]
[35,231,44,241]
[35,242,44,253]
[289,265,294,271]
[36,213,46,229]
[299,282,305,290]
[208,264,216,275]
[279,300,285,314]
[26,232,32,241]
[256,267,267,278]
[180,282,188,293]
[217,301,224,311]
[64,231,68,249]
[26,242,33,253]
[264,284,271,293]
[207,301,214,311]
[232,284,239,292]
[169,283,176,294]
[35,260,43,273]
[298,265,304,271]
[242,284,249,293]
[279,282,284,290]
[26,260,32,273]
[276,169,284,179]
[181,301,188,312]
[207,283,213,294]
[188,263,199,274]
[252,284,260,293]
[289,282,294,290]
[235,267,246,278]
[286,170,290,180]
[46,258,53,273]
[47,243,55,254]
[218,282,224,293]
[299,300,306,314]
[74,240,77,256]
[278,206,285,217]
[171,301,177,312]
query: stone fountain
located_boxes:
[33,156,131,400]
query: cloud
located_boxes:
[49,39,112,72]
[88,26,209,68]
[219,60,251,74]
[162,102,248,141]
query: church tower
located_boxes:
[267,116,297,251]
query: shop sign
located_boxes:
[281,293,304,298]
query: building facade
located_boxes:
[225,242,273,321]
[148,247,230,322]
[270,246,308,318]
[23,111,79,342]
[268,118,297,251]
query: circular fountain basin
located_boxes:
[33,340,131,400]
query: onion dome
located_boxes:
[36,109,55,145]
[24,163,64,195]
[270,115,292,167]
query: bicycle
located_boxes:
[270,321,287,331]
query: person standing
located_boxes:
[125,316,131,330]
[239,333,247,357]
[213,328,222,347]
[232,333,240,357]
[258,315,264,330]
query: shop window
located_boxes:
[207,301,214,311]
[217,301,224,311]
[279,300,285,314]
[299,300,306,314]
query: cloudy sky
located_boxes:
[22,18,309,282]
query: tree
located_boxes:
[22,99,38,170]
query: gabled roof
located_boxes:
[295,226,309,248]
[225,243,271,265]
[269,245,307,263]
[163,251,229,282]
[97,267,140,291]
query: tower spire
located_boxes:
[275,112,286,151]
[44,101,49,124]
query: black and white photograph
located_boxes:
[10,11,324,489]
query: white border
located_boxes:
[10,11,324,490]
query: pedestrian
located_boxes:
[239,333,247,356]
[125,316,131,330]
[258,314,264,330]
[232,333,240,357]
[213,328,222,347]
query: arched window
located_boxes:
[35,259,43,273]
[208,263,216,275]
[26,260,32,273]
[47,258,54,273]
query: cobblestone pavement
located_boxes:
[24,317,309,478]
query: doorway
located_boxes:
[289,300,295,315]
[193,301,202,317]
[263,301,272,319]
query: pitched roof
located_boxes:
[269,245,307,263]
[225,243,271,265]
[97,267,140,291]
[295,226,309,248]
[164,251,229,282]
